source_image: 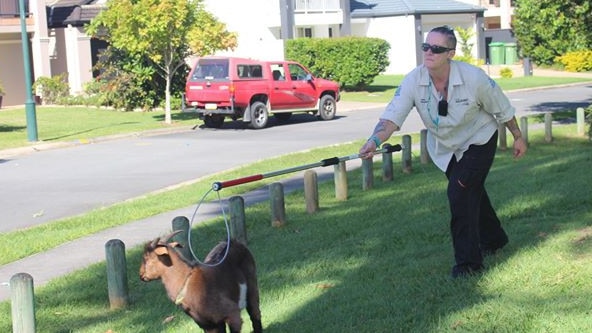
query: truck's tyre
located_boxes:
[274,112,292,122]
[249,101,269,129]
[318,95,336,120]
[203,115,224,128]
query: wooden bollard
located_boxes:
[10,273,36,333]
[171,216,193,260]
[382,143,393,181]
[105,239,129,309]
[520,116,529,145]
[304,170,319,213]
[362,158,374,190]
[402,135,412,174]
[544,113,553,143]
[420,129,430,164]
[334,161,348,201]
[498,123,507,150]
[229,196,248,245]
[269,182,286,227]
[576,107,585,136]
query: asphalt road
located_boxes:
[1,83,591,232]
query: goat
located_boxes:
[139,231,262,333]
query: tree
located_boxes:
[87,0,237,123]
[452,26,482,66]
[513,0,592,66]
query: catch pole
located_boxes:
[211,144,402,191]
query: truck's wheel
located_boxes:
[318,95,336,120]
[203,115,224,128]
[249,101,269,129]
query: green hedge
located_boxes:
[286,37,390,90]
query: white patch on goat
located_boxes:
[238,283,247,309]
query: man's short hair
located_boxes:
[430,26,457,49]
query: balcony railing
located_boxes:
[294,0,340,13]
[0,0,30,17]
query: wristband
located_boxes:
[369,135,381,147]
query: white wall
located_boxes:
[203,0,285,61]
[370,15,417,74]
[0,38,27,106]
[351,15,417,74]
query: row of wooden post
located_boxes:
[8,109,587,331]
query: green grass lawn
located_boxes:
[0,126,590,332]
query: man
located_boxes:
[359,26,528,278]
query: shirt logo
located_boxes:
[394,85,402,97]
[488,78,496,88]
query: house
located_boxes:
[0,0,106,107]
[206,0,487,74]
[0,0,516,107]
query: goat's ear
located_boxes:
[154,246,169,256]
[169,242,183,248]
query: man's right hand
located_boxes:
[359,140,377,159]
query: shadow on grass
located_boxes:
[1,134,590,332]
[0,124,26,133]
[342,84,398,94]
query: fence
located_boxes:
[8,110,588,331]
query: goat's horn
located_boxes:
[150,237,161,248]
[161,230,184,244]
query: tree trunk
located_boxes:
[165,73,172,124]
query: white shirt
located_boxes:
[380,60,516,171]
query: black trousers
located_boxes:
[445,131,507,268]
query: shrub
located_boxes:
[286,37,390,90]
[454,54,484,66]
[92,47,157,111]
[32,74,70,104]
[555,50,592,72]
[453,26,484,66]
[499,67,513,78]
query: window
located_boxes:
[236,65,263,79]
[191,59,229,81]
[288,63,309,81]
[297,27,313,38]
[270,64,285,81]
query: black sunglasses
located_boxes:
[422,43,454,54]
[438,100,448,116]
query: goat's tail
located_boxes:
[239,242,262,333]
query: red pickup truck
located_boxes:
[182,56,340,129]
